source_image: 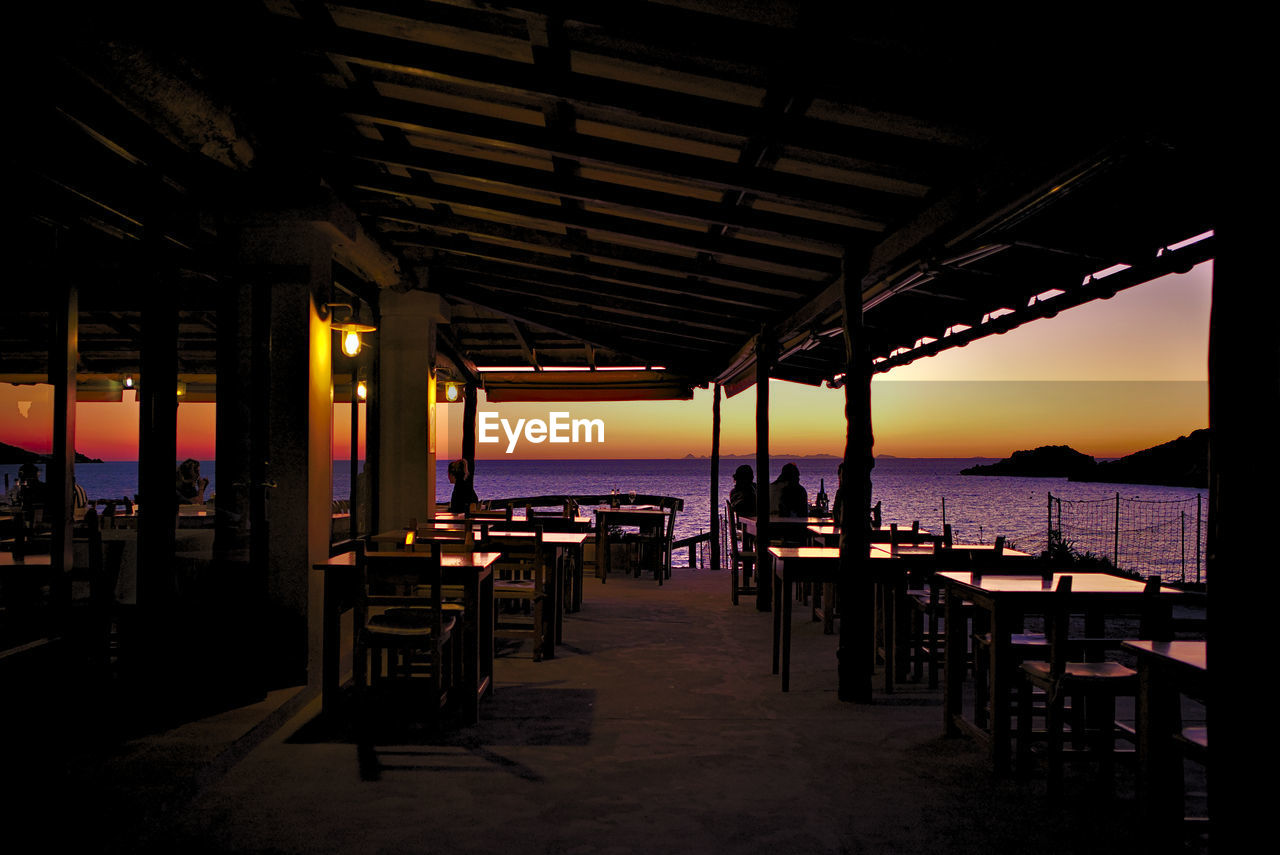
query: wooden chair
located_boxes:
[633,498,678,584]
[413,518,475,552]
[481,526,548,661]
[354,543,456,729]
[725,501,756,605]
[468,504,512,524]
[1014,575,1162,797]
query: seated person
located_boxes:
[447,458,478,513]
[16,462,47,513]
[175,458,209,504]
[728,464,756,517]
[768,462,809,518]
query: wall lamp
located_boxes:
[325,302,377,357]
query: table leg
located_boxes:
[989,608,1013,774]
[781,570,793,691]
[1137,659,1184,849]
[772,564,782,675]
[943,588,963,736]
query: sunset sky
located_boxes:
[1,262,1211,461]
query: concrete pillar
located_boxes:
[376,289,449,531]
[48,279,78,580]
[231,223,335,691]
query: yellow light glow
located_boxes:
[445,382,460,402]
[342,330,361,357]
[357,380,367,401]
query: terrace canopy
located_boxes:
[1,4,1253,819]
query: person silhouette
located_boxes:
[768,462,809,518]
[447,458,478,513]
[728,463,757,516]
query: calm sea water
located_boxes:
[4,457,1206,578]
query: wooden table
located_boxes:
[769,546,843,691]
[939,570,1178,773]
[592,506,671,583]
[739,515,828,543]
[315,551,500,725]
[1123,639,1208,846]
[480,529,590,655]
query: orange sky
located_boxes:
[1,262,1211,461]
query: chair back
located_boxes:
[482,526,546,584]
[469,505,513,522]
[1046,574,1074,678]
[725,501,747,562]
[1137,575,1170,641]
[412,518,474,552]
[356,542,446,634]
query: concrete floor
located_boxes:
[23,567,1180,854]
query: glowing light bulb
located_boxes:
[342,330,361,357]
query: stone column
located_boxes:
[230,222,335,691]
[376,289,449,531]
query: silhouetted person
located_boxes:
[175,458,209,504]
[728,464,757,516]
[447,458,478,513]
[16,462,46,518]
[769,462,809,518]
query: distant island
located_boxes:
[683,452,841,460]
[0,440,103,465]
[960,430,1208,488]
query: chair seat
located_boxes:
[495,579,538,593]
[975,630,1048,648]
[1021,659,1136,682]
[367,609,457,639]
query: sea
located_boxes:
[3,457,1208,581]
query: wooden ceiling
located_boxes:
[4,3,1215,397]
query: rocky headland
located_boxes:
[961,430,1208,488]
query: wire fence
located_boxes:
[1049,492,1206,584]
[710,493,1208,586]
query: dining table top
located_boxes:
[937,569,1178,595]
[868,542,1033,560]
[316,550,504,570]
[592,504,669,514]
[1122,639,1207,671]
[482,529,591,544]
[434,512,595,525]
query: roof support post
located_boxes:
[137,267,179,614]
[376,289,449,530]
[755,332,773,612]
[229,217,340,694]
[1208,234,1272,835]
[710,382,722,572]
[838,271,874,703]
[462,381,478,499]
[47,276,78,603]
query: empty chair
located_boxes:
[1014,575,1162,797]
[353,543,456,730]
[481,526,548,661]
[633,498,678,584]
[468,504,513,523]
[411,518,475,552]
[725,500,757,605]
